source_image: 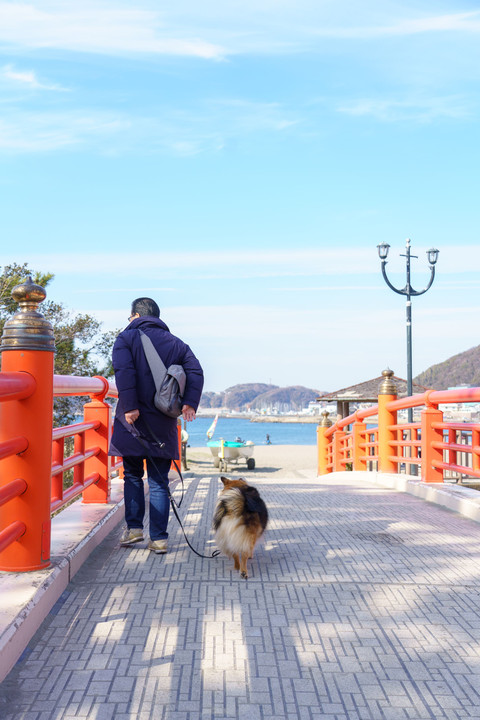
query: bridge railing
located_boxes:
[0,277,122,572]
[317,369,480,483]
[51,375,121,513]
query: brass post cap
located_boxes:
[0,276,55,352]
[319,410,332,427]
[378,368,397,395]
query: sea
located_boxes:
[185,416,317,447]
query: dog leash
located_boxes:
[131,419,220,559]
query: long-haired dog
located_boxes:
[212,477,268,578]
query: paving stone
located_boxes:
[2,470,480,719]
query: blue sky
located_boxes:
[1,1,479,392]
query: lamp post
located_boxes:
[377,238,439,424]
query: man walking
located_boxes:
[109,297,204,554]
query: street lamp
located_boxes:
[377,238,439,424]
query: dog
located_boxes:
[212,476,268,578]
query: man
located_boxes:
[109,297,204,554]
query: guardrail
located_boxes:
[0,277,122,572]
[51,375,121,513]
[317,369,480,484]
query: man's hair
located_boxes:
[131,297,160,318]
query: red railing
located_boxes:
[0,274,182,572]
[50,375,121,513]
[317,376,480,484]
[0,367,120,570]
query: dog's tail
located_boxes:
[212,498,228,531]
[243,486,269,531]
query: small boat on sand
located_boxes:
[207,439,255,472]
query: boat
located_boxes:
[207,438,255,471]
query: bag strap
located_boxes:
[139,329,167,392]
[131,418,220,560]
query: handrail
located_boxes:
[0,520,26,555]
[0,370,119,571]
[0,372,36,402]
[0,478,27,507]
[0,437,28,461]
[0,277,122,572]
[317,373,480,483]
[51,446,100,476]
[386,387,480,411]
[52,421,100,441]
[53,374,117,398]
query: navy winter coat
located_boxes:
[109,316,204,459]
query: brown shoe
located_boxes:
[148,539,168,554]
[120,528,144,546]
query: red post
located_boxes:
[421,400,444,483]
[82,380,112,503]
[332,430,346,472]
[317,411,332,475]
[352,419,367,471]
[472,428,480,476]
[0,278,55,571]
[51,438,64,506]
[377,369,398,473]
[448,427,457,469]
[73,432,85,487]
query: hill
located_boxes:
[414,345,480,390]
[248,385,320,411]
[224,383,278,410]
[199,383,322,412]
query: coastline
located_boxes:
[196,412,320,424]
[249,415,319,423]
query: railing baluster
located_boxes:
[73,432,85,488]
[51,439,64,504]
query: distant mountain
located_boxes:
[199,384,276,410]
[224,383,278,410]
[248,385,320,411]
[200,391,226,409]
[414,345,480,390]
[199,383,323,411]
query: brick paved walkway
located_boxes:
[2,456,480,720]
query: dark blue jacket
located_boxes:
[109,316,204,459]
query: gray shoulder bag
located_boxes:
[139,330,186,418]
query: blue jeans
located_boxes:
[122,456,171,541]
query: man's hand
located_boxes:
[125,409,140,425]
[182,405,196,422]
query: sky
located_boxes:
[0,1,479,393]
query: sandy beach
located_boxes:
[184,443,318,480]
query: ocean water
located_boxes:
[185,416,318,447]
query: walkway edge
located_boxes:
[333,470,480,522]
[0,477,125,683]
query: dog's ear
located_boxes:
[220,476,229,485]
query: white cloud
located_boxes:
[307,11,480,40]
[1,3,479,59]
[89,300,477,390]
[0,111,129,152]
[18,248,377,278]
[0,2,224,59]
[0,99,298,154]
[337,95,473,123]
[1,63,68,91]
[15,244,479,280]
